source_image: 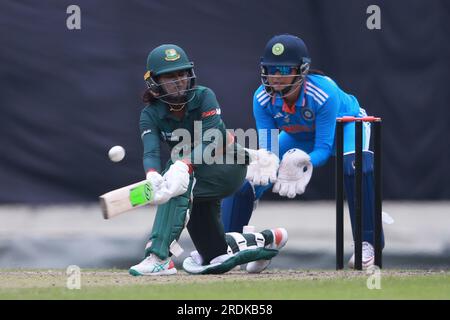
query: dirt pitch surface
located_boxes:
[1,269,448,289]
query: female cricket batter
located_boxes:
[221,34,384,269]
[128,44,287,276]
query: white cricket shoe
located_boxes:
[348,241,375,270]
[246,228,288,273]
[129,254,177,276]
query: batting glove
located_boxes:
[146,171,172,204]
[163,160,191,198]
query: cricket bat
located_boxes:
[100,179,155,219]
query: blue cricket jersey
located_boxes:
[253,74,361,167]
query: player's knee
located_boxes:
[235,181,255,197]
[343,151,374,176]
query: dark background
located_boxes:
[1,0,449,203]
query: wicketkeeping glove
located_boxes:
[272,148,313,198]
[245,148,280,186]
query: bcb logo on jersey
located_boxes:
[165,49,180,61]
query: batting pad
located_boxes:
[182,248,278,274]
[145,177,195,260]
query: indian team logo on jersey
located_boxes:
[301,107,315,121]
[165,49,180,61]
[272,43,284,56]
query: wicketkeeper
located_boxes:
[128,44,287,276]
[221,34,385,269]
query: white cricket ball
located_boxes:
[108,145,126,162]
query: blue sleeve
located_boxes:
[253,92,277,151]
[309,93,339,167]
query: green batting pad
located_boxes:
[183,248,278,274]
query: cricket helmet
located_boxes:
[146,44,194,76]
[144,44,196,105]
[260,34,311,97]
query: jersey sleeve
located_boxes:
[309,90,339,167]
[253,91,277,151]
[139,109,162,173]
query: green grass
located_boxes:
[1,275,449,300]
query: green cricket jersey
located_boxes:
[139,86,248,198]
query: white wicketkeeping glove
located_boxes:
[273,148,313,198]
[146,171,172,204]
[162,160,191,198]
[245,148,280,186]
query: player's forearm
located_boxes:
[143,155,161,173]
[309,147,332,167]
[141,130,162,173]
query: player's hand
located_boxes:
[245,148,280,186]
[146,171,172,204]
[272,148,313,198]
[146,171,164,189]
[163,160,191,198]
